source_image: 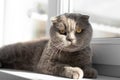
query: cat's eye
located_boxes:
[76,27,82,33]
[59,30,66,34]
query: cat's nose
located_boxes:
[66,33,75,42]
[66,36,74,42]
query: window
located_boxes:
[0,0,48,46]
[69,0,120,38]
[67,0,120,38]
[56,0,120,39]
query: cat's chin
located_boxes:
[63,48,78,52]
[63,47,81,52]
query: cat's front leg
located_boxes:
[37,61,83,79]
[83,66,98,78]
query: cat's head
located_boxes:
[50,13,92,52]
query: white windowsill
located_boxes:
[0,69,119,80]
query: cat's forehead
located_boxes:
[60,15,75,22]
[61,16,76,30]
[59,15,81,30]
[61,13,89,28]
[61,15,76,22]
[62,13,82,21]
[51,13,90,30]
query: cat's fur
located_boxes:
[0,13,97,79]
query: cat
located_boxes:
[0,13,97,79]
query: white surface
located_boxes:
[0,69,119,80]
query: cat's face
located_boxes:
[50,13,92,52]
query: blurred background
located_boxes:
[0,0,48,46]
[0,0,120,46]
[72,0,120,38]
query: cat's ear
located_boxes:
[81,15,89,21]
[50,16,58,23]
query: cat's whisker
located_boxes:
[54,48,60,56]
[49,42,61,57]
[56,44,63,49]
[53,46,62,59]
[48,41,64,59]
[57,42,64,49]
[56,43,64,55]
[51,42,63,49]
[49,47,60,60]
[49,43,63,59]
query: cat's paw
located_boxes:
[63,66,84,79]
[83,67,97,78]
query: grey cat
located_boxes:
[0,13,97,79]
